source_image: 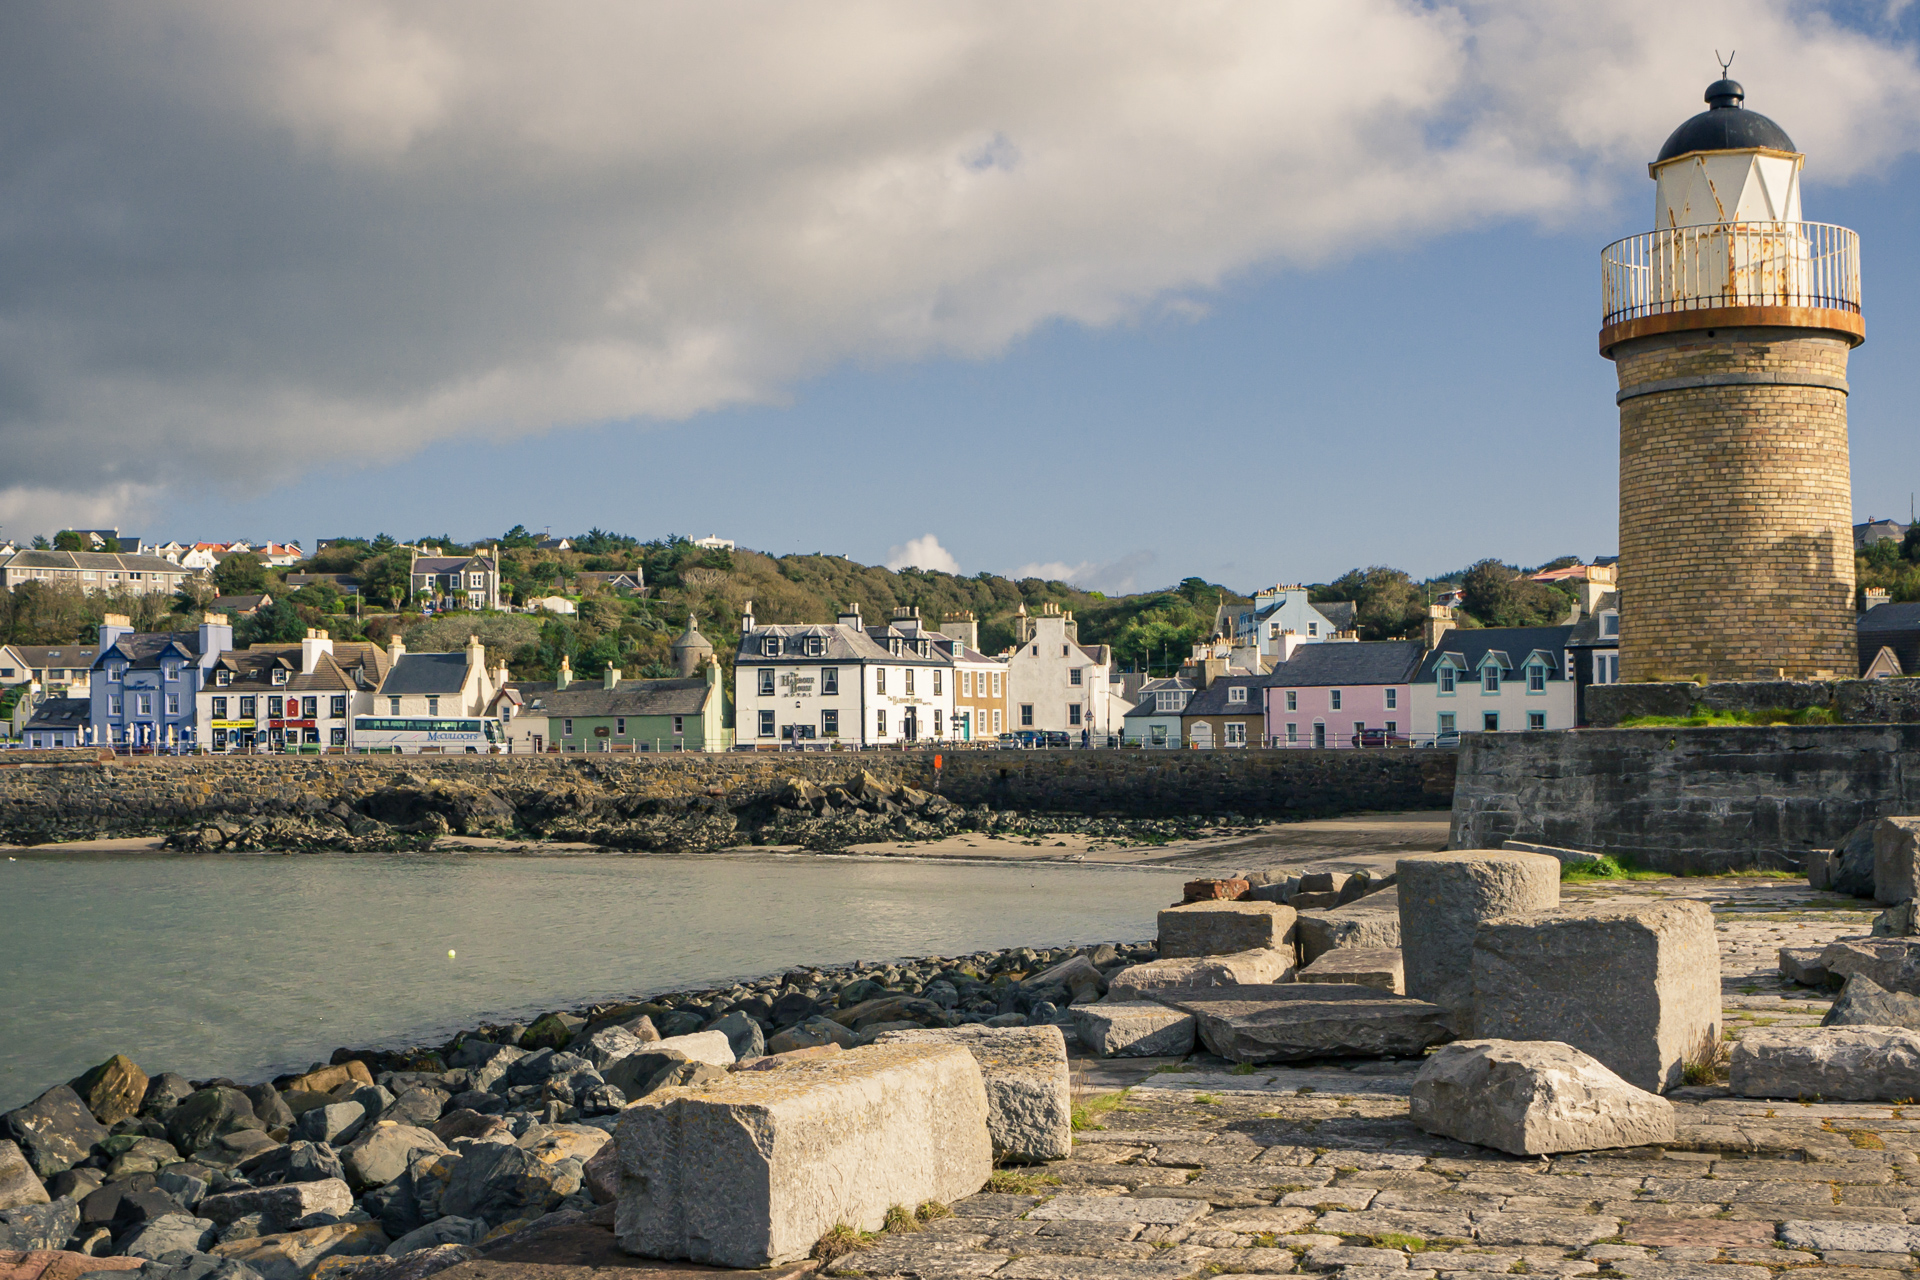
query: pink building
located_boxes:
[1264,640,1425,748]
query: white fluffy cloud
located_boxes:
[1012,551,1158,595]
[3,1,1917,524]
[885,534,963,575]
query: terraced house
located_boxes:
[1410,624,1577,740]
[0,549,199,597]
[734,601,956,747]
[90,613,232,749]
[198,630,393,752]
[514,658,729,753]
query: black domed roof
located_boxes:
[1656,78,1796,162]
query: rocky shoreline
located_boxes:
[0,938,1151,1279]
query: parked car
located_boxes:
[1352,728,1413,749]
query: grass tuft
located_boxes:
[1561,854,1665,882]
[1229,1062,1258,1076]
[914,1200,953,1223]
[1681,1029,1733,1086]
[1071,1090,1130,1131]
[812,1223,876,1265]
[1191,1092,1221,1105]
[1375,1233,1428,1252]
[883,1204,920,1234]
[1618,707,1835,728]
[986,1168,1062,1194]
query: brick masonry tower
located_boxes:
[1601,74,1863,681]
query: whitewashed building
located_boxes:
[733,601,957,747]
[1001,604,1118,741]
[1409,625,1577,742]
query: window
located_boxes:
[1329,689,1343,711]
[427,696,440,715]
[268,696,283,718]
[108,695,123,716]
[1594,653,1619,684]
[1020,704,1034,727]
[934,709,943,734]
[331,727,347,746]
[1528,712,1546,731]
[272,667,287,685]
[1439,712,1456,734]
[111,665,124,683]
[331,696,346,719]
[162,664,177,682]
[135,693,151,716]
[1527,665,1546,693]
[992,709,1002,732]
[1385,721,1397,734]
[1307,621,1318,636]
[762,637,780,656]
[1225,722,1246,745]
[1439,666,1455,694]
[1483,712,1500,731]
[216,669,232,687]
[1285,690,1297,711]
[1061,645,1069,657]
[1286,723,1297,744]
[212,729,226,750]
[1483,667,1501,694]
[389,697,401,715]
[304,728,322,745]
[1599,612,1619,638]
[212,696,227,719]
[616,717,627,736]
[165,694,180,715]
[1385,688,1397,709]
[806,637,823,657]
[302,696,318,718]
[876,668,887,694]
[905,669,915,696]
[1069,667,1082,686]
[822,708,839,736]
[757,710,774,737]
[240,696,256,717]
[962,671,972,696]
[564,718,576,737]
[469,573,484,588]
[876,709,887,735]
[992,673,1002,696]
[933,670,942,696]
[757,668,775,696]
[1068,704,1082,725]
[822,668,838,694]
[1150,725,1168,746]
[1227,686,1247,705]
[673,716,686,735]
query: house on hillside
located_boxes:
[1264,640,1424,748]
[0,644,98,698]
[1857,518,1910,549]
[370,635,508,725]
[410,551,500,611]
[91,613,233,749]
[0,550,200,598]
[1179,674,1269,749]
[1217,585,1358,662]
[1409,625,1576,741]
[1120,677,1195,748]
[576,570,645,594]
[212,593,272,617]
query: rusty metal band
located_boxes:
[1615,371,1851,404]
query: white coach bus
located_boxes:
[352,716,501,753]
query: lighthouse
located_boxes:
[1600,72,1864,682]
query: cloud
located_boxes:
[1012,550,1157,595]
[3,1,1918,520]
[885,534,962,574]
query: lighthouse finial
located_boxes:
[1716,49,1735,77]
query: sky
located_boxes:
[4,1,1920,595]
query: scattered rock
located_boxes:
[209,1221,389,1280]
[380,1217,484,1259]
[704,1013,764,1064]
[1069,1003,1196,1059]
[292,1105,365,1149]
[1832,819,1878,898]
[1410,1039,1676,1155]
[1731,1026,1920,1100]
[1778,947,1830,987]
[1157,901,1296,959]
[874,1025,1071,1162]
[0,1198,75,1252]
[1,1088,110,1179]
[1181,878,1249,902]
[646,1033,735,1067]
[1105,948,1293,1000]
[0,1145,47,1213]
[235,1143,343,1188]
[1823,972,1920,1030]
[195,1180,353,1233]
[1025,956,1106,1005]
[1297,947,1405,994]
[1398,850,1562,1031]
[1294,886,1403,962]
[119,1215,218,1260]
[1818,938,1920,995]
[278,1067,373,1098]
[1874,817,1920,905]
[763,1017,857,1055]
[164,1091,259,1159]
[68,1059,149,1129]
[436,1142,580,1227]
[1155,983,1452,1064]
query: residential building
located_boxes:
[1859,601,1920,678]
[733,600,955,747]
[576,570,645,594]
[529,596,577,615]
[534,536,573,552]
[369,635,509,726]
[938,613,1006,742]
[1218,585,1358,662]
[0,550,200,597]
[1530,561,1619,590]
[1180,674,1270,749]
[21,697,90,749]
[1264,640,1424,748]
[259,542,303,567]
[1410,625,1577,741]
[1565,591,1622,724]
[1120,677,1196,747]
[514,659,730,753]
[693,535,735,551]
[211,593,272,617]
[1857,518,1910,549]
[0,644,99,697]
[284,573,360,598]
[1002,603,1116,740]
[91,613,233,749]
[63,529,124,552]
[411,550,501,611]
[199,631,392,752]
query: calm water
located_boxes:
[0,850,1183,1110]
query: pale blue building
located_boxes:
[90,613,232,750]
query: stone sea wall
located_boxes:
[1449,725,1920,872]
[0,748,1454,848]
[1587,678,1920,726]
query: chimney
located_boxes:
[494,658,509,688]
[943,612,979,652]
[603,665,619,690]
[1864,587,1892,613]
[99,613,134,653]
[556,655,573,690]
[198,612,233,665]
[741,599,756,633]
[300,627,333,674]
[837,601,861,629]
[1423,604,1456,651]
[388,632,406,663]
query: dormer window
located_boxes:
[163,664,179,682]
[272,667,289,686]
[1227,686,1247,705]
[762,637,780,657]
[1599,612,1619,639]
[806,637,823,657]
[1482,666,1501,694]
[217,669,232,687]
[1527,664,1547,693]
[107,665,123,683]
[1438,666,1455,694]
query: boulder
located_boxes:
[872,1026,1070,1162]
[1181,878,1249,902]
[1025,956,1106,1005]
[122,1253,269,1280]
[1778,947,1830,987]
[1068,1003,1196,1059]
[192,1131,278,1170]
[515,1124,608,1166]
[1,1088,109,1179]
[1154,984,1451,1064]
[1409,1039,1676,1155]
[338,1126,449,1193]
[380,1092,444,1132]
[502,1051,589,1090]
[764,1017,857,1055]
[140,1076,194,1118]
[238,1089,291,1135]
[1472,900,1721,1093]
[1295,886,1403,963]
[647,1032,734,1067]
[732,1046,844,1074]
[705,1013,764,1064]
[0,1198,77,1252]
[1104,948,1293,1001]
[209,1221,389,1280]
[1874,817,1920,905]
[1398,850,1561,1031]
[152,1173,207,1213]
[102,1139,181,1181]
[1297,947,1405,994]
[78,1180,185,1232]
[518,1013,577,1052]
[1823,973,1920,1031]
[436,1141,580,1227]
[0,1144,47,1212]
[1832,818,1878,898]
[68,1059,148,1128]
[194,1180,353,1231]
[600,1052,693,1102]
[1818,938,1920,994]
[613,1042,992,1268]
[0,1253,143,1280]
[119,1215,217,1259]
[1157,901,1296,958]
[1730,1026,1920,1100]
[573,1027,649,1071]
[235,1143,343,1188]
[458,1048,524,1096]
[277,1066,373,1098]
[380,1217,484,1258]
[164,1091,258,1158]
[426,1112,508,1146]
[292,1104,364,1149]
[826,997,948,1033]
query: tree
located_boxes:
[52,531,86,551]
[357,551,411,608]
[501,524,538,550]
[174,578,218,613]
[212,553,269,595]
[1324,566,1427,640]
[289,580,340,613]
[1460,560,1574,628]
[235,600,306,647]
[30,535,50,550]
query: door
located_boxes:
[1190,721,1213,750]
[903,709,918,742]
[1312,722,1326,748]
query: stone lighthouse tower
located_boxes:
[1601,72,1863,682]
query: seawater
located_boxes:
[0,850,1183,1110]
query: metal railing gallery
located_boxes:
[1601,221,1860,327]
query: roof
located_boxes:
[24,697,90,731]
[737,620,948,665]
[1657,79,1795,163]
[1859,603,1920,677]
[521,677,712,719]
[1181,675,1271,718]
[1123,680,1193,719]
[1416,626,1574,684]
[1566,592,1621,647]
[1316,601,1356,632]
[413,556,494,574]
[7,645,99,669]
[379,652,472,696]
[99,631,208,669]
[209,642,388,694]
[212,594,271,612]
[1861,602,1920,633]
[285,573,360,591]
[1,550,194,575]
[1269,640,1425,687]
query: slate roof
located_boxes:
[1416,626,1574,684]
[209,642,390,695]
[379,652,472,695]
[1269,640,1425,688]
[520,677,713,719]
[1317,601,1357,632]
[1124,677,1195,719]
[212,594,271,613]
[24,697,90,731]
[413,556,495,575]
[99,631,207,669]
[738,621,950,665]
[1567,592,1621,647]
[2,550,193,575]
[1181,674,1272,718]
[1859,602,1920,678]
[8,645,99,671]
[285,573,361,593]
